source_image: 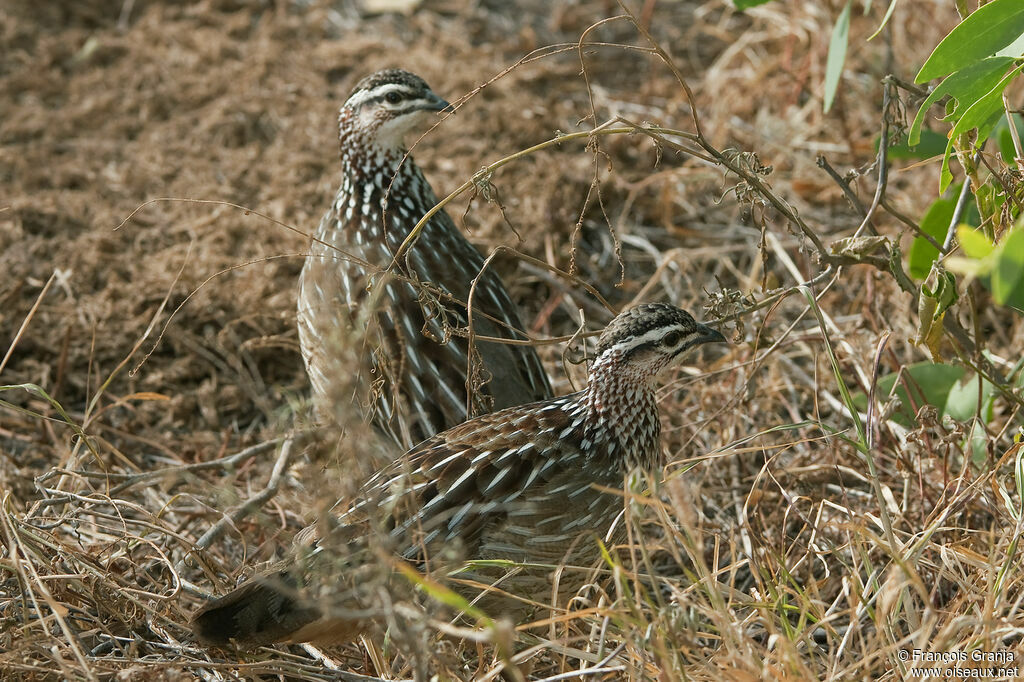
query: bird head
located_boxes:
[340,68,452,150]
[593,303,727,379]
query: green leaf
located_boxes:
[945,372,997,421]
[908,195,955,279]
[940,65,1024,192]
[950,224,1024,312]
[992,227,1024,310]
[966,420,990,465]
[948,67,1022,142]
[824,1,852,114]
[957,225,995,259]
[878,363,966,426]
[974,182,1007,230]
[996,114,1024,164]
[915,266,959,361]
[885,129,948,160]
[921,268,959,312]
[996,26,1024,59]
[733,0,774,7]
[908,56,1013,146]
[868,0,901,41]
[916,0,1024,82]
[945,370,997,465]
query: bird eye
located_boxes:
[384,91,402,104]
[661,331,682,348]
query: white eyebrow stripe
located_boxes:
[610,326,686,353]
[346,83,418,109]
[344,89,375,109]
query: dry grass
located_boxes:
[3,0,1023,680]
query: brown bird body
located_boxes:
[297,69,551,448]
[192,303,725,648]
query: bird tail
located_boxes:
[190,570,320,648]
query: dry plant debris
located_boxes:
[2,1,1022,680]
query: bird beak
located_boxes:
[424,92,454,114]
[690,323,727,349]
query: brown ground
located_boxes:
[6,1,1019,681]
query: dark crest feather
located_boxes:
[596,303,697,355]
[350,68,430,97]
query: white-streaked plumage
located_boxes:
[192,303,725,648]
[296,69,551,449]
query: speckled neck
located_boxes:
[338,108,402,171]
[582,350,662,472]
[327,108,437,253]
